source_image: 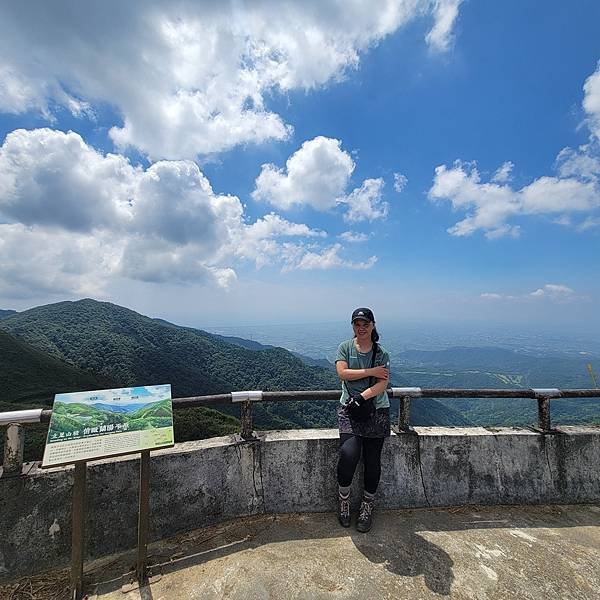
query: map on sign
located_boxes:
[42,384,174,468]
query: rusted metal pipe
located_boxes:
[532,388,561,432]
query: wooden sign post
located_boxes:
[40,385,174,600]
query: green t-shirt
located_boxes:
[335,339,390,409]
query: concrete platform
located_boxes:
[3,504,600,599]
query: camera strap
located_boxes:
[343,341,378,400]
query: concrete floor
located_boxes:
[3,505,600,599]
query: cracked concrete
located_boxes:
[2,426,600,581]
[6,504,593,600]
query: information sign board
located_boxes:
[42,384,174,468]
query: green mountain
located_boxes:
[1,299,470,448]
[0,299,344,437]
[0,309,17,320]
[0,326,240,460]
[0,328,112,406]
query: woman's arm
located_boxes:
[359,378,389,401]
[336,361,389,382]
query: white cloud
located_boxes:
[583,60,600,141]
[491,161,514,183]
[0,224,117,298]
[429,63,600,237]
[528,284,578,302]
[0,128,136,232]
[284,243,377,272]
[481,284,581,303]
[252,136,354,210]
[343,178,389,222]
[429,160,600,237]
[578,216,600,231]
[425,0,463,53]
[0,128,363,297]
[393,172,408,192]
[253,136,390,223]
[339,231,369,243]
[244,213,326,240]
[555,145,600,182]
[0,1,463,159]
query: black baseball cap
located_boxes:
[351,307,375,323]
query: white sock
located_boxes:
[338,485,351,498]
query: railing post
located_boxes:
[537,398,551,431]
[240,401,254,439]
[391,387,421,434]
[231,391,262,441]
[2,423,25,477]
[399,396,411,431]
[532,388,561,432]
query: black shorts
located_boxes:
[337,404,391,438]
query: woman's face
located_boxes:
[352,319,373,341]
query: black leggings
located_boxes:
[337,433,385,495]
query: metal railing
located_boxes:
[1,387,599,477]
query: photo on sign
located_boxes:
[42,384,174,467]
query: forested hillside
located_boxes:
[1,299,472,460]
[0,327,241,460]
[0,299,343,440]
[397,346,600,426]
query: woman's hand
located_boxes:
[370,365,389,380]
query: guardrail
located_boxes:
[1,387,599,477]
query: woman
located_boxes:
[335,307,390,532]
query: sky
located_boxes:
[0,0,599,331]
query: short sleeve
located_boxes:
[335,341,349,363]
[377,347,390,368]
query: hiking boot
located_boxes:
[338,493,351,528]
[356,496,375,532]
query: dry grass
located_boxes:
[0,570,71,600]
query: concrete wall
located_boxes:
[1,426,599,581]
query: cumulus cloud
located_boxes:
[425,0,463,53]
[282,243,377,272]
[253,136,390,223]
[252,136,354,210]
[0,224,117,298]
[0,128,362,297]
[0,128,136,232]
[343,178,389,222]
[393,172,408,192]
[0,1,463,159]
[429,63,600,237]
[555,145,600,182]
[429,160,600,237]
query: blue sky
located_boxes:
[0,1,599,330]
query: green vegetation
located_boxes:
[47,398,173,443]
[397,347,600,426]
[0,328,114,406]
[0,299,340,399]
